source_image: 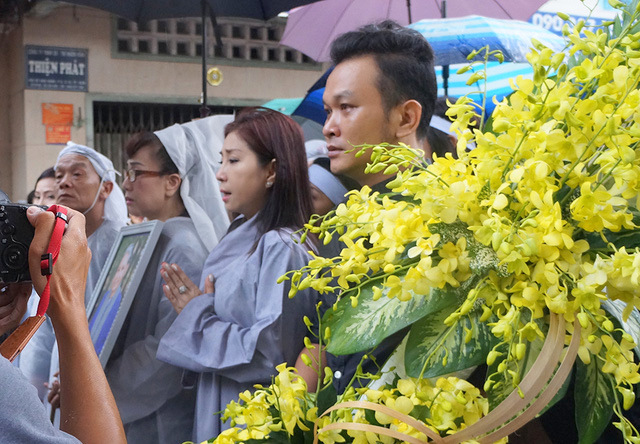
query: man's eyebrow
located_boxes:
[57,161,90,171]
[324,90,354,105]
[126,160,143,167]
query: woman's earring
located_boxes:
[266,181,273,188]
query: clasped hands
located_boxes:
[161,263,215,314]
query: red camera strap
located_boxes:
[0,205,68,361]
[36,205,68,316]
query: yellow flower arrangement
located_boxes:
[208,2,640,443]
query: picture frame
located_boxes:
[85,220,163,367]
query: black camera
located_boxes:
[0,191,36,283]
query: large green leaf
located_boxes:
[537,367,572,417]
[316,379,337,416]
[575,357,616,444]
[404,305,498,379]
[323,271,468,355]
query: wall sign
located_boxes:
[25,45,88,92]
[45,125,71,145]
[42,103,73,145]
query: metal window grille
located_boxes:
[93,101,237,179]
[115,17,315,65]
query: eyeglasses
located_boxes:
[123,169,166,183]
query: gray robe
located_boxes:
[0,356,80,443]
[18,218,122,404]
[106,217,207,444]
[157,215,318,442]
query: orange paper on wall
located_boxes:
[42,103,73,126]
[46,125,71,145]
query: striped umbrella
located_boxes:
[409,15,566,65]
[409,15,563,97]
[436,61,534,115]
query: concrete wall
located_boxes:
[4,4,323,200]
[0,24,24,196]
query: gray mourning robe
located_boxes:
[157,215,318,443]
[18,218,122,405]
[0,356,80,443]
[106,217,208,444]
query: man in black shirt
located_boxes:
[296,20,438,394]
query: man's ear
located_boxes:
[100,181,114,201]
[165,173,182,197]
[395,99,423,140]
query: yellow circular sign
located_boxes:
[206,67,223,86]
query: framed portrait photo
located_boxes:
[86,220,163,367]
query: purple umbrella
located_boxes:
[280,0,548,63]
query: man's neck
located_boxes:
[84,208,104,238]
[357,172,393,189]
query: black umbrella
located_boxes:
[53,0,319,116]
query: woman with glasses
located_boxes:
[156,108,318,442]
[105,117,230,444]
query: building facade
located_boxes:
[0,3,323,201]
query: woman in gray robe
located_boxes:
[157,108,318,442]
[106,117,229,444]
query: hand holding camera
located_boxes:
[26,205,91,326]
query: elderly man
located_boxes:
[19,143,127,418]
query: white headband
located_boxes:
[309,164,348,205]
[155,115,233,251]
[305,139,328,161]
[429,115,453,135]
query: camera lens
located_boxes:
[3,244,27,270]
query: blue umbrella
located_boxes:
[409,15,564,96]
[408,15,566,66]
[435,61,534,115]
[262,97,304,115]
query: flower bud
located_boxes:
[487,350,501,366]
[620,387,636,410]
[603,319,614,332]
[577,312,590,329]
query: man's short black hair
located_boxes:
[330,20,437,141]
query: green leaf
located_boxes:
[323,271,465,355]
[537,367,572,417]
[316,379,337,416]
[404,304,498,379]
[430,221,504,276]
[409,404,431,422]
[575,357,616,444]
